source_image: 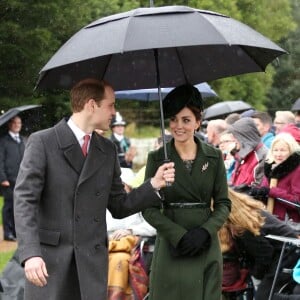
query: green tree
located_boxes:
[268,0,300,114]
[0,0,296,128]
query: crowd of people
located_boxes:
[0,78,300,300]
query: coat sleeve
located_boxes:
[14,133,46,263]
[201,150,231,237]
[142,151,190,247]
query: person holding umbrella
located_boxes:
[0,115,25,241]
[142,84,231,300]
[13,78,175,300]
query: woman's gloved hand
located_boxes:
[177,227,211,256]
[248,186,270,201]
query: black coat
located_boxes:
[0,133,25,184]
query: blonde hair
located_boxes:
[266,133,300,163]
[218,188,265,253]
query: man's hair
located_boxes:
[251,111,272,125]
[70,78,109,112]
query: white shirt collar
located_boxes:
[113,133,124,142]
[8,131,19,138]
[67,117,92,147]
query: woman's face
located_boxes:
[272,140,291,164]
[169,107,200,143]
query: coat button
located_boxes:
[94,216,101,222]
[95,244,101,250]
[75,215,80,221]
[75,245,79,250]
[96,192,100,196]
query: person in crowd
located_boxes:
[219,188,265,293]
[225,113,241,125]
[280,123,300,144]
[0,116,25,241]
[221,188,299,300]
[249,133,300,226]
[110,111,136,168]
[294,111,300,127]
[107,168,156,300]
[142,84,231,300]
[13,78,175,300]
[206,119,228,147]
[218,131,237,182]
[227,117,268,187]
[273,111,296,134]
[252,111,275,148]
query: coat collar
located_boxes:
[54,119,108,184]
[166,137,219,200]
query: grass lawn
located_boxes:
[0,196,15,273]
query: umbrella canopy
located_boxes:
[35,5,285,161]
[291,98,300,112]
[0,104,42,136]
[36,5,286,91]
[203,100,253,120]
[115,82,217,101]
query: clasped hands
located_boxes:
[170,227,211,257]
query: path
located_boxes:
[0,226,17,253]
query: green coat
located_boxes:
[143,138,231,300]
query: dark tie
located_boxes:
[81,135,90,156]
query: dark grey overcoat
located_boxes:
[14,119,160,300]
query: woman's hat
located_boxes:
[163,84,203,118]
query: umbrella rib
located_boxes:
[102,55,113,81]
[175,48,189,84]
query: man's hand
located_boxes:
[110,229,133,240]
[24,257,48,287]
[0,180,10,187]
[151,162,175,190]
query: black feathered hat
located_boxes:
[163,84,204,118]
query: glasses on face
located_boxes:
[219,140,235,145]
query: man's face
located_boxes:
[252,118,268,136]
[8,116,22,133]
[93,86,116,131]
[274,116,287,134]
[112,125,125,135]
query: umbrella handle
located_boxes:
[266,178,278,213]
[163,159,172,187]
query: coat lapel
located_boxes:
[168,138,216,201]
[78,132,107,186]
[55,119,85,174]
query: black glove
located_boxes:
[232,184,251,193]
[248,186,270,201]
[177,227,211,256]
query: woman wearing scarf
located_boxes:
[249,133,300,226]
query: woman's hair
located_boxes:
[218,188,265,253]
[266,132,300,163]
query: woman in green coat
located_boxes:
[143,84,231,300]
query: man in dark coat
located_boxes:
[0,116,25,241]
[14,78,175,300]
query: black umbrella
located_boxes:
[115,82,217,101]
[291,98,300,112]
[35,5,286,159]
[0,104,42,136]
[203,100,253,120]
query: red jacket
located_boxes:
[261,165,300,222]
[261,152,300,222]
[230,144,266,186]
